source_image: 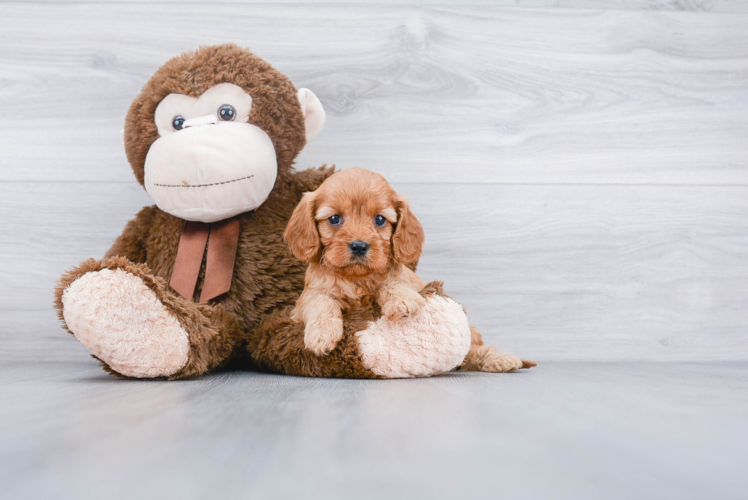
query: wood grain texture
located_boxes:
[1,361,747,500]
[4,0,748,12]
[3,182,747,362]
[1,4,747,184]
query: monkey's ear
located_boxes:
[297,88,326,143]
[284,191,321,262]
[392,195,425,265]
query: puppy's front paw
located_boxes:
[382,292,426,321]
[304,317,344,356]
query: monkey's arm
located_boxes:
[292,165,335,193]
[103,206,157,263]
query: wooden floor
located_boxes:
[1,361,747,500]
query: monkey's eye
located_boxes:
[218,105,236,121]
[328,215,342,226]
[374,215,386,227]
[172,116,185,131]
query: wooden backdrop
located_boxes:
[1,0,747,362]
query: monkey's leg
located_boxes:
[54,256,242,380]
[460,326,536,373]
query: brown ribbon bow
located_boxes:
[170,217,241,303]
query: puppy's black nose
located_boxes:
[349,240,369,257]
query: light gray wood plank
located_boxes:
[0,311,91,363]
[3,181,747,362]
[4,1,748,13]
[1,4,747,184]
[0,182,152,311]
[408,183,748,362]
[1,361,747,500]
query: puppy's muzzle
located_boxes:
[349,240,369,258]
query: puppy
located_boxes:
[284,167,536,373]
[284,167,426,355]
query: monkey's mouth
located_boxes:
[152,175,254,188]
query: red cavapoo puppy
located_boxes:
[284,167,535,372]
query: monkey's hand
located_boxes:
[303,316,344,356]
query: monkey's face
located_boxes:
[126,45,326,223]
[144,83,279,223]
[144,83,278,222]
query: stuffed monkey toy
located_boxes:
[54,44,534,379]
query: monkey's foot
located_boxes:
[357,295,472,378]
[61,268,190,378]
[461,345,536,373]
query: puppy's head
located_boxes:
[284,167,424,276]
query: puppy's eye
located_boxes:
[374,215,386,227]
[218,105,236,121]
[172,116,185,131]
[328,215,342,226]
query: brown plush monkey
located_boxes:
[54,44,333,379]
[54,44,533,379]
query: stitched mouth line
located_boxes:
[153,175,254,188]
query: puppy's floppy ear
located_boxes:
[284,192,321,262]
[392,195,424,265]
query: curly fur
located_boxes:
[283,168,427,355]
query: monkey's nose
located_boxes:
[182,114,219,128]
[349,240,369,257]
